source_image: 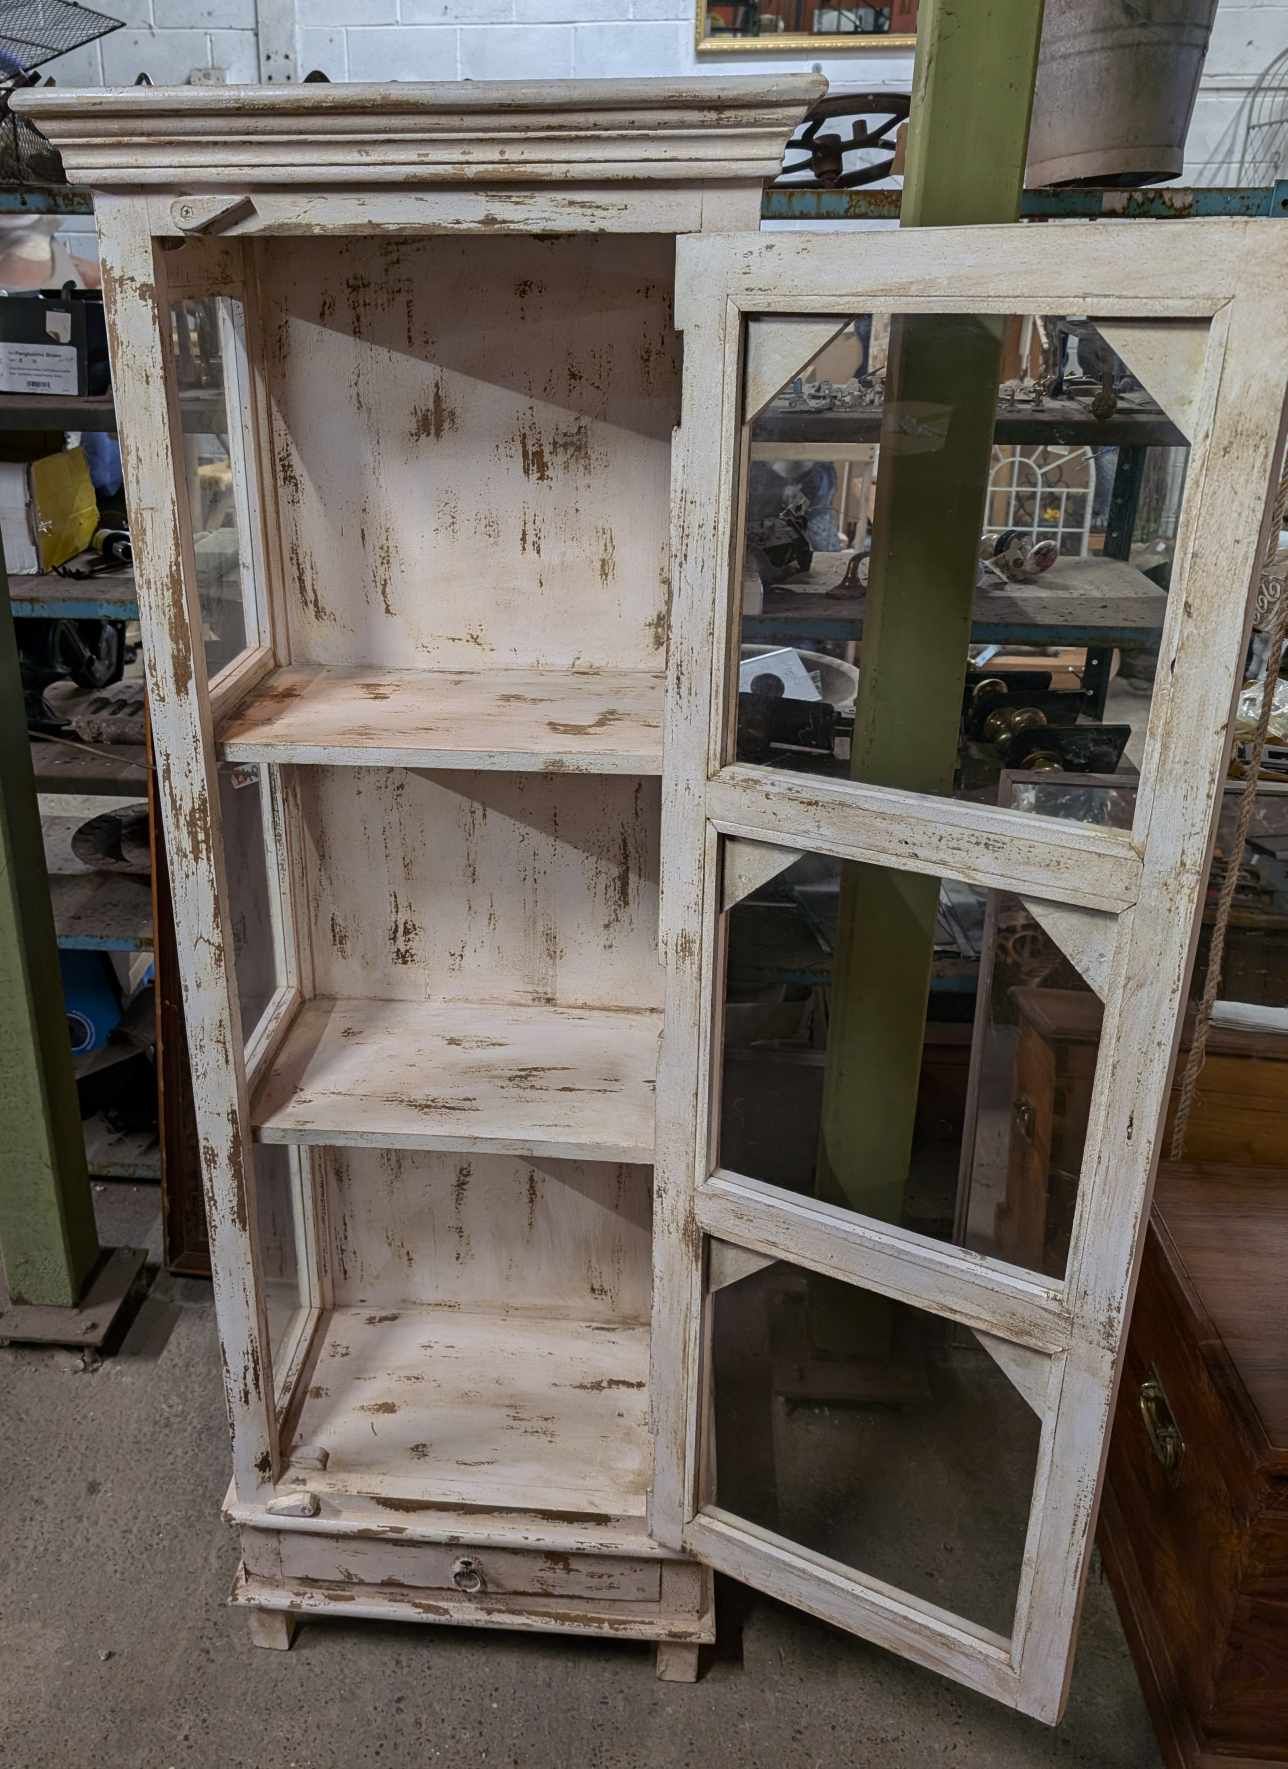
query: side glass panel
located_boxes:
[168,295,264,681]
[734,311,1198,823]
[708,1246,1046,1640]
[218,760,281,1047]
[717,839,1106,1279]
[255,1143,308,1367]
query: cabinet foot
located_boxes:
[656,1641,700,1683]
[249,1608,298,1651]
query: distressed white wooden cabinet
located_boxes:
[21,78,1288,1718]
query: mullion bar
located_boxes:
[696,1171,1070,1354]
[707,769,1140,913]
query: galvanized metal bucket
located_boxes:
[1026,0,1219,188]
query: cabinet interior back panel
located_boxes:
[294,766,663,1009]
[260,233,679,673]
[320,1147,652,1320]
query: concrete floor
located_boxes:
[0,1184,1162,1769]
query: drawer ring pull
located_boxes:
[1139,1370,1185,1482]
[452,1555,485,1595]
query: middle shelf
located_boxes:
[252,996,661,1164]
[219,665,665,774]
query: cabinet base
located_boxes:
[232,1541,714,1666]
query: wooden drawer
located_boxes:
[1104,1227,1252,1732]
[1101,1166,1288,1767]
[267,1531,663,1603]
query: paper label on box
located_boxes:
[0,341,78,396]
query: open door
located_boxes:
[651,220,1288,1722]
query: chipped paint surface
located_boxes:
[262,234,679,673]
[296,768,662,1010]
[283,1303,652,1516]
[321,1148,650,1318]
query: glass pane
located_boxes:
[735,311,1198,822]
[958,778,1288,1259]
[709,1249,1043,1638]
[718,841,1103,1278]
[1003,774,1288,1013]
[255,1143,306,1366]
[169,296,261,680]
[218,760,279,1044]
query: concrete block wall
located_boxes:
[37,0,1288,187]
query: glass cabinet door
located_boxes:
[659,222,1288,1723]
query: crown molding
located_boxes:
[14,76,826,194]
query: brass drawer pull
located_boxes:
[1139,1370,1185,1481]
[452,1555,485,1594]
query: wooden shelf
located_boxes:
[218,666,665,775]
[252,997,660,1163]
[287,1303,650,1517]
[750,551,1168,647]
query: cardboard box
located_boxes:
[0,289,109,398]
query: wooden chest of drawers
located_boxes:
[1098,1163,1288,1768]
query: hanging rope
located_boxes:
[1170,465,1288,1160]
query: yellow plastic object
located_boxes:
[29,446,98,572]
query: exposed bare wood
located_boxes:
[656,1642,701,1682]
[172,194,256,235]
[247,1607,297,1650]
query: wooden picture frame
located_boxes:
[696,0,918,54]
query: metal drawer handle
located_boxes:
[1139,1371,1185,1481]
[452,1555,485,1594]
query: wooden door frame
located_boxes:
[653,219,1288,1721]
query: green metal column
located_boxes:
[0,555,98,1306]
[815,0,1047,1232]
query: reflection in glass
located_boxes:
[710,1256,1042,1637]
[719,847,1098,1277]
[962,779,1288,1227]
[169,296,259,680]
[736,310,1194,820]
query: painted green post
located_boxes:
[815,0,1047,1238]
[0,555,99,1306]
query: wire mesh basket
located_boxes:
[0,1,123,187]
